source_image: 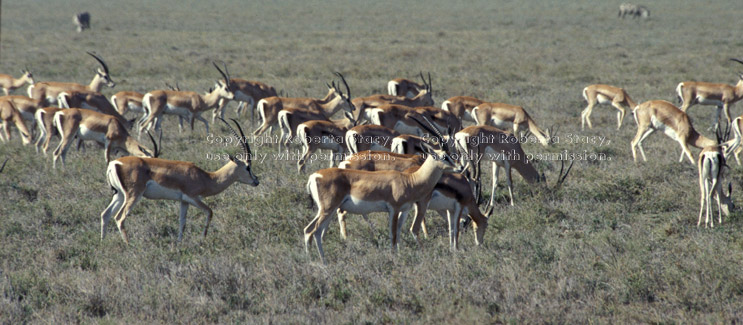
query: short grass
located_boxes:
[2,0,743,322]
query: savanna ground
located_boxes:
[2,0,743,323]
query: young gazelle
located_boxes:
[52,108,158,168]
[471,102,551,146]
[581,84,637,130]
[441,96,484,123]
[630,100,717,165]
[0,69,35,96]
[0,99,32,145]
[697,119,741,228]
[304,120,458,263]
[100,118,259,244]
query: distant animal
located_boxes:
[618,3,649,18]
[74,12,91,32]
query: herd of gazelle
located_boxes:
[3,54,743,263]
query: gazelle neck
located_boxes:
[735,79,743,98]
[89,74,105,92]
[409,155,446,190]
[689,129,716,148]
[204,161,240,197]
[319,94,346,116]
[201,89,225,110]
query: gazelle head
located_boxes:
[327,72,353,113]
[219,118,259,187]
[20,68,34,85]
[416,71,434,106]
[410,114,459,171]
[211,61,234,100]
[87,52,115,88]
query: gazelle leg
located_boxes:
[100,191,124,240]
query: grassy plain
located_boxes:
[2,0,743,322]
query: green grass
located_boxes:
[3,0,743,322]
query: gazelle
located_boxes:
[52,108,158,168]
[74,12,90,32]
[138,62,233,136]
[631,100,718,165]
[441,96,484,123]
[0,95,41,137]
[253,73,351,136]
[28,52,115,106]
[100,118,259,244]
[471,102,551,146]
[387,72,429,98]
[697,119,741,228]
[345,124,401,154]
[34,107,64,155]
[368,104,460,137]
[455,125,544,207]
[58,90,131,127]
[0,99,32,145]
[581,84,637,130]
[110,90,145,116]
[0,69,35,96]
[676,58,743,130]
[212,78,277,123]
[276,77,353,148]
[296,112,357,173]
[304,117,458,263]
[351,73,433,122]
[339,150,488,250]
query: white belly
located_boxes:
[127,103,144,113]
[597,94,612,105]
[489,116,513,130]
[651,116,679,141]
[234,91,254,104]
[696,96,723,106]
[142,180,200,205]
[164,104,192,117]
[340,195,391,215]
[78,125,107,144]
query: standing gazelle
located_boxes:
[304,117,458,264]
[441,96,484,123]
[581,84,637,130]
[0,69,35,96]
[697,119,741,228]
[138,62,233,135]
[28,52,115,107]
[676,58,743,130]
[100,118,259,244]
[295,112,357,173]
[631,100,717,165]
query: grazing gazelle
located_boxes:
[676,58,743,130]
[697,118,741,228]
[100,118,259,244]
[581,84,637,130]
[304,117,458,264]
[471,102,551,146]
[387,72,429,98]
[0,69,35,96]
[52,108,158,168]
[631,100,718,165]
[28,52,115,107]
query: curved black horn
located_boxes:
[730,58,743,66]
[86,51,110,74]
[335,72,351,99]
[212,61,230,86]
[0,158,7,173]
[146,130,162,158]
[427,72,432,91]
[419,71,427,87]
[222,117,252,161]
